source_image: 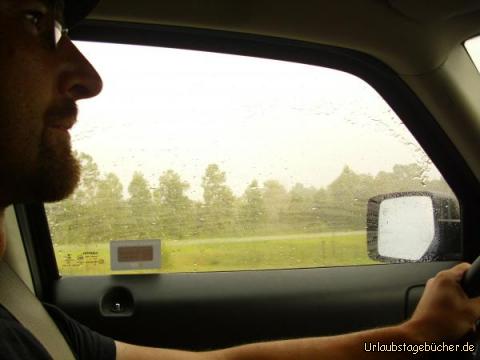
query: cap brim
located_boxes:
[64,0,100,28]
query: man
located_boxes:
[1,0,480,359]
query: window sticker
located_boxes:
[110,240,161,271]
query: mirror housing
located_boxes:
[367,191,461,262]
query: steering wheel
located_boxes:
[458,257,480,359]
[463,257,480,298]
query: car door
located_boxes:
[10,16,480,353]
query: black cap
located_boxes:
[64,0,100,28]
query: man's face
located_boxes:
[0,0,102,206]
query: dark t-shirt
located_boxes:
[0,303,116,360]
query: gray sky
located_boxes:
[69,39,475,200]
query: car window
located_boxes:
[465,35,480,72]
[44,41,457,276]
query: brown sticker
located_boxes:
[118,246,154,262]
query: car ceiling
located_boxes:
[89,0,480,75]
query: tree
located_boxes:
[286,183,317,231]
[72,152,100,205]
[200,164,235,235]
[128,171,152,206]
[127,171,153,237]
[97,173,123,204]
[46,152,101,245]
[262,180,289,225]
[374,163,427,194]
[424,177,454,195]
[94,173,127,242]
[154,170,193,239]
[327,166,375,230]
[239,180,266,233]
[309,188,331,232]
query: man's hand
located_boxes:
[405,263,480,343]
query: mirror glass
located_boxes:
[378,196,434,260]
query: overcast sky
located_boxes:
[69,38,480,200]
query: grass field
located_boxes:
[54,231,379,276]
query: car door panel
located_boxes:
[53,262,451,350]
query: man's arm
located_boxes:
[115,326,410,360]
[115,263,480,360]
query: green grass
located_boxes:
[54,231,379,276]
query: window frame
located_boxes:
[17,20,480,301]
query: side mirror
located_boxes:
[367,191,461,262]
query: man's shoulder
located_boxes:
[43,302,116,360]
[0,303,116,360]
[0,304,52,359]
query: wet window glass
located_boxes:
[465,35,480,72]
[45,41,458,275]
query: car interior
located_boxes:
[3,0,480,354]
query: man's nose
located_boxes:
[57,38,103,100]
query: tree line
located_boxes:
[45,152,453,245]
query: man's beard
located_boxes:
[31,140,80,203]
[3,141,81,205]
[29,100,81,203]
